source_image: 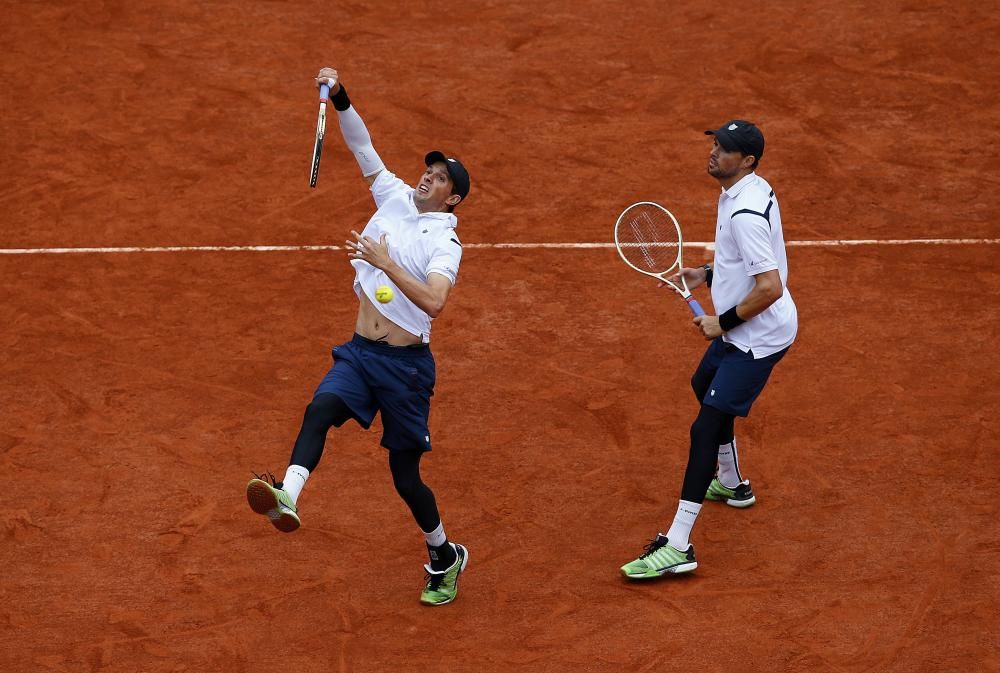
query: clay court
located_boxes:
[3,1,998,671]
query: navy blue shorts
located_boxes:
[691,338,789,417]
[314,334,436,452]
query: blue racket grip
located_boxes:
[319,83,330,102]
[686,297,706,317]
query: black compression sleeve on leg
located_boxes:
[718,414,735,446]
[388,450,441,534]
[680,404,735,503]
[288,393,351,472]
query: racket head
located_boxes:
[614,201,684,280]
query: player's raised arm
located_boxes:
[315,67,385,186]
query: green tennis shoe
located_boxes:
[620,534,697,579]
[705,478,756,508]
[420,543,469,606]
[246,476,301,533]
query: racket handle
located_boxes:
[685,297,706,317]
[319,83,330,103]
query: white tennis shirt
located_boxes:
[711,172,798,358]
[351,170,463,343]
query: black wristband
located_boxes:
[703,264,713,288]
[718,306,746,332]
[330,85,351,111]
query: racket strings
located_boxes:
[616,208,680,274]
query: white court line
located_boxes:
[0,239,997,255]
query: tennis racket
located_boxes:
[614,201,705,316]
[309,83,330,188]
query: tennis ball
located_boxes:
[375,285,394,303]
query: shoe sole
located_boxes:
[246,479,300,533]
[422,544,469,607]
[622,560,698,579]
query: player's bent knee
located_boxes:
[305,393,352,427]
[392,474,424,501]
[690,405,730,449]
[388,450,427,500]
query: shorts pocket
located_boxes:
[405,363,435,395]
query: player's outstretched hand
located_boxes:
[316,67,341,93]
[347,231,391,270]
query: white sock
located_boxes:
[281,464,310,504]
[423,521,447,548]
[665,500,702,550]
[717,438,743,488]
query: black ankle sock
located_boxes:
[427,541,457,572]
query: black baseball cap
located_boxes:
[705,120,765,162]
[425,151,471,202]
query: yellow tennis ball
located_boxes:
[375,285,394,303]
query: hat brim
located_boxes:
[424,150,448,167]
[705,129,741,153]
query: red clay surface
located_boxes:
[2,2,998,672]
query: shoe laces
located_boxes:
[424,568,448,591]
[639,536,669,560]
[252,470,283,490]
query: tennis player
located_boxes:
[247,67,471,606]
[621,120,798,578]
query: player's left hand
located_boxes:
[662,266,706,291]
[347,231,391,269]
[693,315,723,340]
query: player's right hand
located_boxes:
[693,315,723,339]
[316,67,340,93]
